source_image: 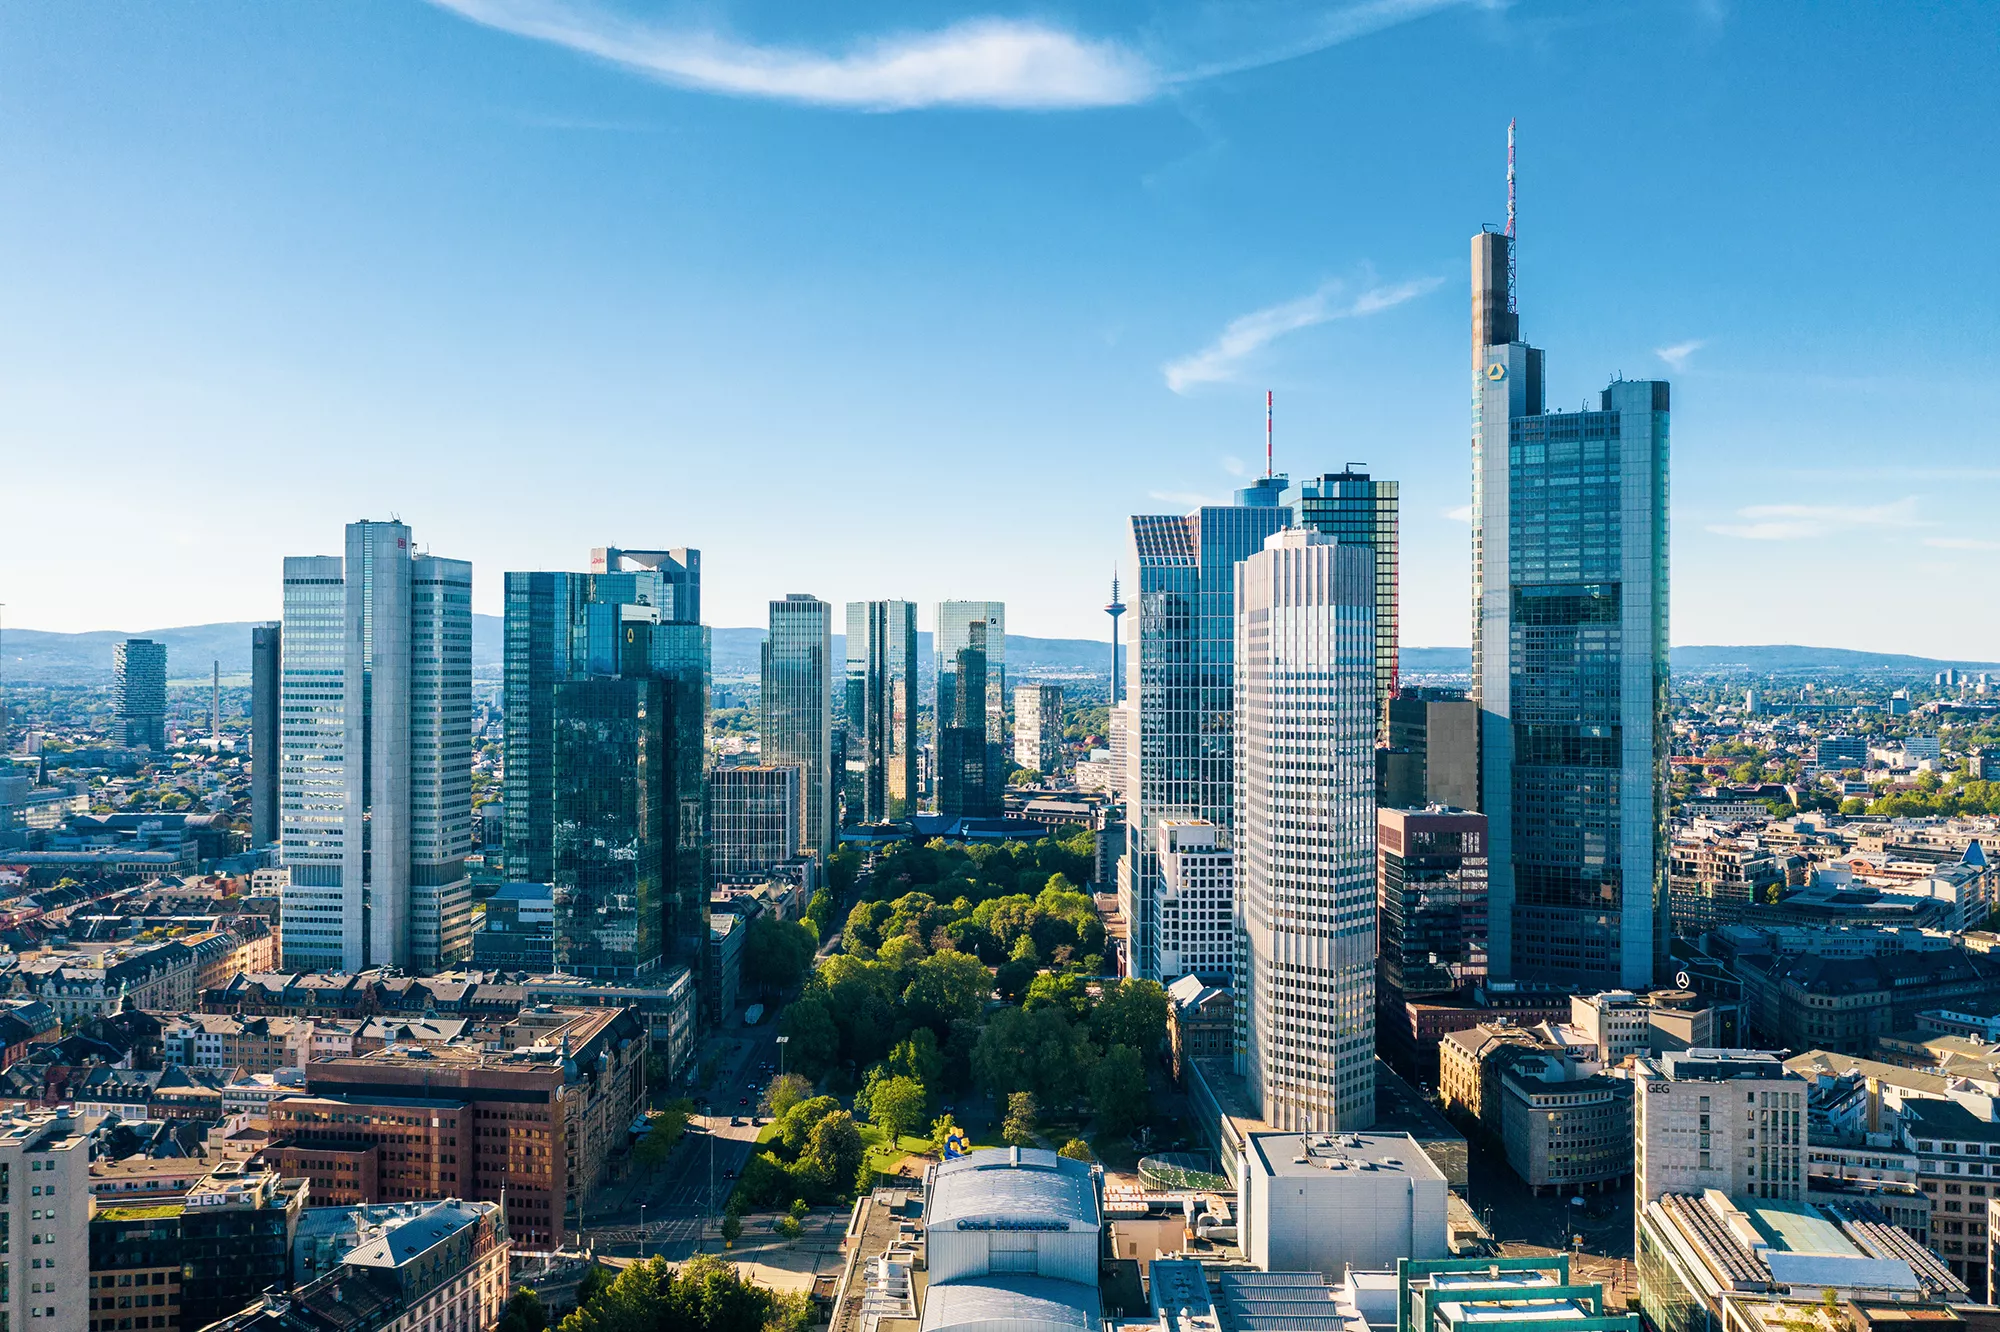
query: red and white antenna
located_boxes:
[1506,118,1517,314]
[1265,389,1274,479]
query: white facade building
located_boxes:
[1234,527,1377,1131]
[1633,1048,1806,1210]
[280,521,474,973]
[1,1109,90,1332]
[1157,820,1234,984]
[1238,1130,1448,1279]
[1013,684,1065,776]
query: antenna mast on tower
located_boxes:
[1506,118,1517,314]
[1265,390,1274,479]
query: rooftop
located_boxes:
[1246,1131,1447,1183]
[925,1147,1100,1232]
[920,1276,1103,1332]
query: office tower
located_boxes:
[1385,688,1480,810]
[707,765,801,881]
[1633,1049,1803,1209]
[502,548,710,975]
[1471,220,1670,991]
[1234,527,1377,1130]
[279,520,474,973]
[1158,819,1233,983]
[1013,683,1064,776]
[1375,806,1489,1082]
[113,638,168,750]
[937,622,1001,819]
[1292,470,1399,737]
[251,623,280,846]
[1106,703,1131,803]
[936,599,1006,748]
[552,666,666,978]
[1119,476,1290,983]
[762,595,833,858]
[844,600,919,823]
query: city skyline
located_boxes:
[5,6,1998,654]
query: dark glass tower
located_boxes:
[937,622,1000,819]
[1292,470,1399,738]
[844,600,919,824]
[251,622,281,847]
[113,638,168,750]
[1471,227,1670,990]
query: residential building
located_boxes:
[1376,806,1489,1083]
[1289,469,1399,737]
[1634,1048,1806,1210]
[705,912,742,1023]
[761,595,833,859]
[706,766,800,885]
[1156,820,1233,984]
[1235,527,1377,1131]
[1737,949,2000,1054]
[1471,228,1670,990]
[1120,478,1290,983]
[1497,1048,1632,1192]
[1894,1096,2000,1293]
[1237,1130,1447,1278]
[250,624,280,848]
[1013,684,1065,777]
[1384,690,1479,810]
[1669,834,1784,935]
[113,640,168,751]
[844,601,919,824]
[2,1107,92,1332]
[500,551,709,979]
[200,1199,506,1332]
[279,521,474,973]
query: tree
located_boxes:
[993,958,1038,1004]
[868,1074,928,1143]
[743,917,817,994]
[802,1110,865,1193]
[887,1028,946,1089]
[1003,1091,1039,1146]
[778,996,840,1080]
[498,1289,548,1332]
[1089,1044,1149,1135]
[762,1073,813,1120]
[775,1095,842,1156]
[973,1004,1097,1106]
[1057,1138,1095,1163]
[719,1215,742,1247]
[633,1101,690,1171]
[775,1214,803,1241]
[826,846,862,899]
[904,950,992,1030]
[1023,971,1090,1019]
[930,1113,963,1159]
[1090,978,1170,1063]
[558,1257,668,1332]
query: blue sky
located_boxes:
[4,2,1997,655]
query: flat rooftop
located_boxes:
[1247,1131,1447,1183]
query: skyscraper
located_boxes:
[937,621,1000,819]
[250,623,280,847]
[935,600,1005,747]
[844,600,918,823]
[1118,476,1290,983]
[762,595,833,859]
[112,638,168,750]
[1471,223,1670,991]
[1234,527,1377,1131]
[1291,470,1398,737]
[707,765,801,881]
[502,549,710,976]
[1375,806,1488,1083]
[279,520,474,973]
[1012,683,1064,776]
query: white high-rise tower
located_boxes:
[1234,527,1377,1130]
[280,520,473,972]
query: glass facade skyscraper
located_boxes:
[552,666,666,978]
[762,595,833,859]
[844,600,918,824]
[1471,228,1670,991]
[936,621,1000,820]
[935,601,1005,745]
[112,638,168,750]
[502,548,710,977]
[1118,476,1290,983]
[250,624,280,847]
[1291,470,1399,738]
[1234,527,1377,1131]
[279,520,474,973]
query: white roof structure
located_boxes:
[920,1276,1104,1332]
[926,1148,1100,1232]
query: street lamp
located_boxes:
[639,1203,647,1261]
[776,1035,790,1082]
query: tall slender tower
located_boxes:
[1104,575,1125,707]
[762,595,834,859]
[1292,471,1400,739]
[1235,527,1377,1130]
[112,639,168,750]
[1471,129,1670,990]
[844,600,919,823]
[250,623,280,847]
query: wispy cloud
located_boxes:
[1656,338,1705,370]
[1708,497,1929,541]
[425,0,1483,112]
[1924,536,2000,551]
[1162,276,1442,394]
[1221,455,1249,478]
[1443,504,1472,523]
[1149,489,1220,509]
[425,0,1155,109]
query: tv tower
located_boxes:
[1104,573,1126,706]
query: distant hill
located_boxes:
[6,620,1990,685]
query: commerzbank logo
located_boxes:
[1485,362,1507,381]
